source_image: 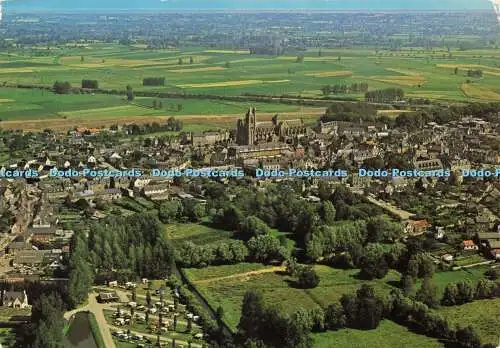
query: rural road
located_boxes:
[364,195,415,220]
[64,292,117,348]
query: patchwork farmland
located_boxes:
[1,44,500,130]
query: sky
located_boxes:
[6,0,493,11]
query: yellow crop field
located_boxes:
[0,99,14,103]
[0,68,35,74]
[278,56,353,62]
[377,109,414,116]
[369,74,426,87]
[406,92,447,99]
[304,71,353,77]
[204,49,250,54]
[177,79,290,88]
[436,63,500,73]
[385,68,422,77]
[169,66,227,73]
[60,56,175,68]
[460,83,500,100]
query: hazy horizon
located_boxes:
[6,0,493,11]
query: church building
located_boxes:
[235,107,308,146]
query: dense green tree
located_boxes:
[456,280,475,304]
[28,293,66,348]
[416,277,440,308]
[247,235,288,263]
[401,275,416,296]
[320,201,336,226]
[324,304,346,330]
[126,84,134,101]
[53,81,71,94]
[442,283,459,306]
[297,267,320,289]
[366,215,401,242]
[240,216,271,238]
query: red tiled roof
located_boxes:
[463,240,475,246]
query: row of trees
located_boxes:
[121,117,183,135]
[321,83,369,95]
[87,212,175,281]
[442,279,499,306]
[177,240,248,267]
[386,289,485,348]
[143,77,166,86]
[467,69,483,78]
[158,199,205,224]
[19,293,66,347]
[53,80,72,94]
[177,233,290,268]
[82,79,99,89]
[236,282,493,348]
[365,88,405,102]
[321,101,378,122]
[237,290,313,348]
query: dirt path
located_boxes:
[365,195,415,220]
[193,266,286,284]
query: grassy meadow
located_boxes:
[0,87,322,131]
[184,264,402,330]
[165,223,234,246]
[312,320,444,348]
[1,45,499,101]
[435,298,500,345]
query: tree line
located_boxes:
[121,117,183,135]
[321,83,369,95]
[365,88,405,102]
[395,102,500,130]
[143,77,166,86]
[235,281,496,348]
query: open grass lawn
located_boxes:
[165,223,234,246]
[435,298,500,345]
[312,320,444,348]
[184,264,401,331]
[421,266,489,297]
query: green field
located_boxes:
[0,87,310,121]
[435,298,500,345]
[1,45,500,106]
[165,223,234,246]
[184,264,401,330]
[2,44,499,130]
[312,320,443,348]
[418,266,489,297]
